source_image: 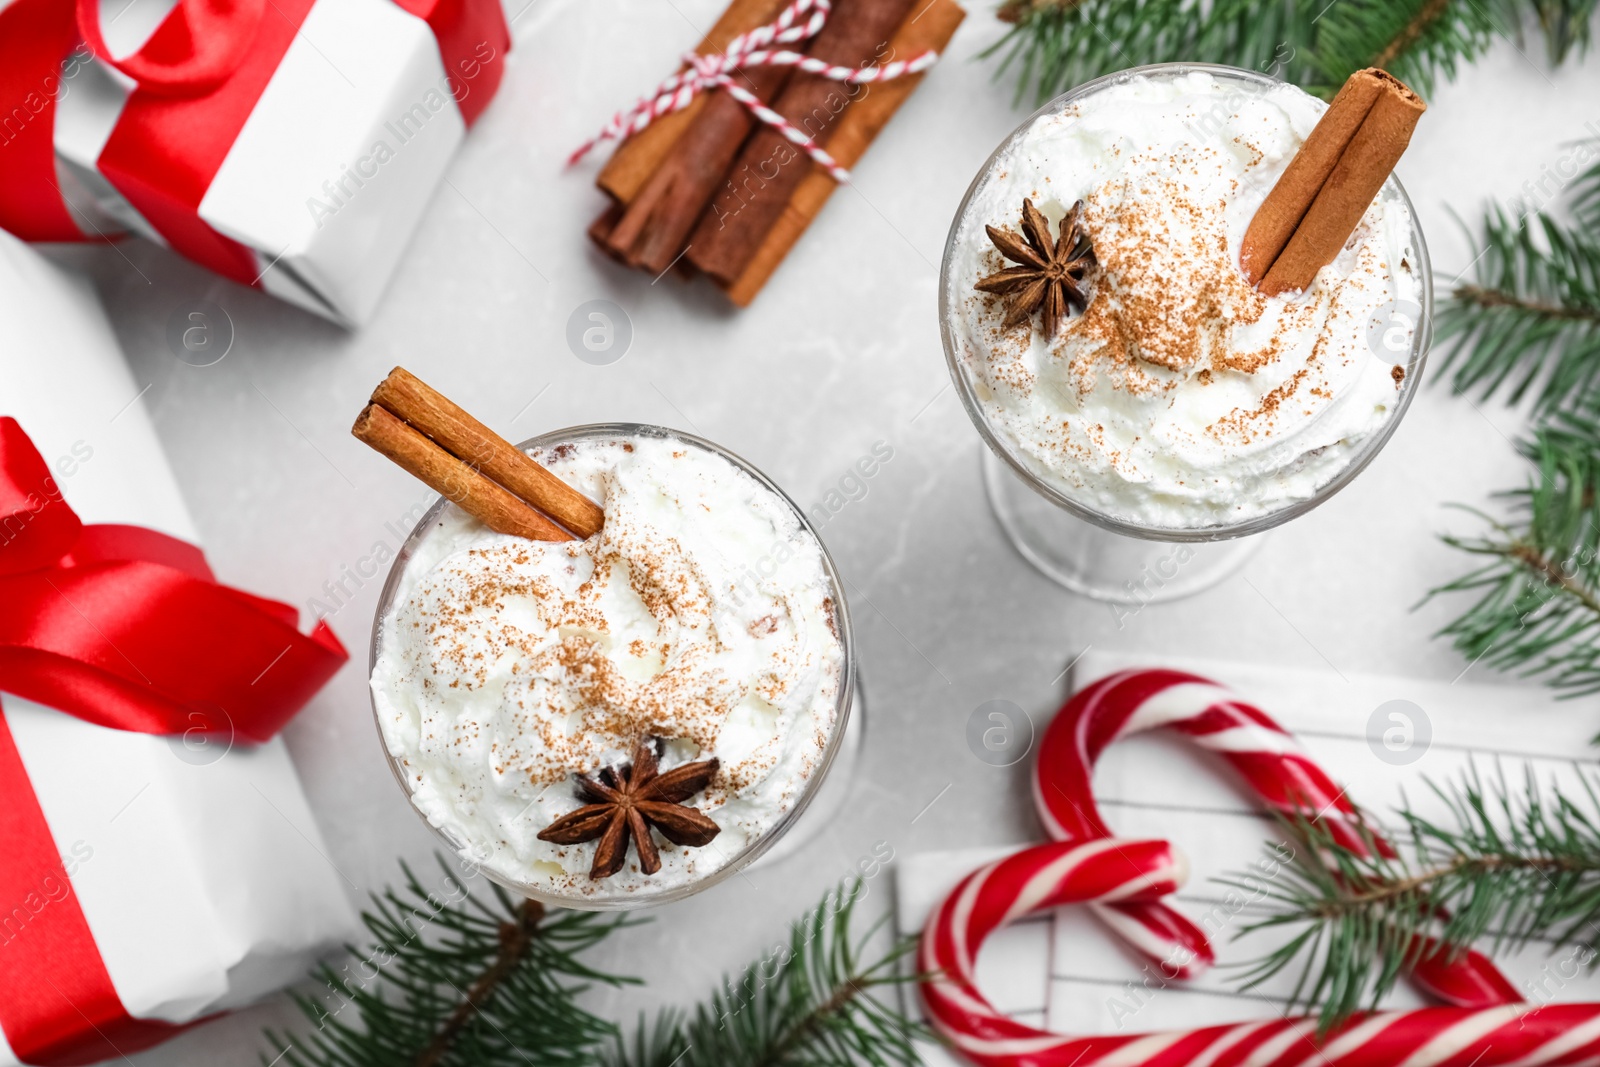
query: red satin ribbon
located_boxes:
[0,0,86,242]
[0,417,348,741]
[394,0,512,127]
[95,0,319,286]
[77,0,266,96]
[0,416,348,1063]
[0,715,200,1066]
[0,0,510,284]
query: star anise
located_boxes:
[975,198,1095,339]
[536,739,721,880]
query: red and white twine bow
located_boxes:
[567,0,940,182]
[917,669,1599,1067]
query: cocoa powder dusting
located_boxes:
[971,145,1387,472]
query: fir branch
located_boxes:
[1373,0,1455,68]
[982,0,1300,108]
[1436,206,1600,414]
[262,858,634,1067]
[1224,766,1600,1030]
[412,898,542,1067]
[983,0,1590,106]
[267,865,926,1067]
[984,0,1202,108]
[608,879,927,1067]
[1302,0,1502,97]
[1428,403,1600,697]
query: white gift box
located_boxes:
[14,0,512,326]
[0,230,358,1065]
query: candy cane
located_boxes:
[566,0,941,182]
[919,668,1551,1067]
[919,838,1600,1067]
[1035,669,1520,1005]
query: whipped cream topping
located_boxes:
[948,70,1420,529]
[371,433,846,901]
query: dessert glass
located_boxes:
[370,422,859,910]
[941,63,1432,603]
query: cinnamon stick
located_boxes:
[352,405,571,542]
[370,367,605,538]
[1240,71,1385,283]
[600,67,795,274]
[1243,68,1425,296]
[596,0,791,206]
[588,203,626,262]
[723,0,965,306]
[686,0,919,286]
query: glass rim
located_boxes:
[368,422,858,910]
[939,61,1434,544]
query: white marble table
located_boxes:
[42,2,1600,1060]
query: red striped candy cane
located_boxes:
[1034,668,1519,1006]
[918,668,1548,1067]
[919,837,1600,1067]
[566,0,941,182]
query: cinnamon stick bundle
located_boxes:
[1240,68,1425,296]
[596,0,789,206]
[352,368,603,542]
[723,0,965,305]
[594,0,796,274]
[686,0,920,285]
[585,0,956,304]
[598,70,794,274]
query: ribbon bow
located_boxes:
[74,0,266,97]
[0,0,509,287]
[0,417,346,743]
[568,0,941,183]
